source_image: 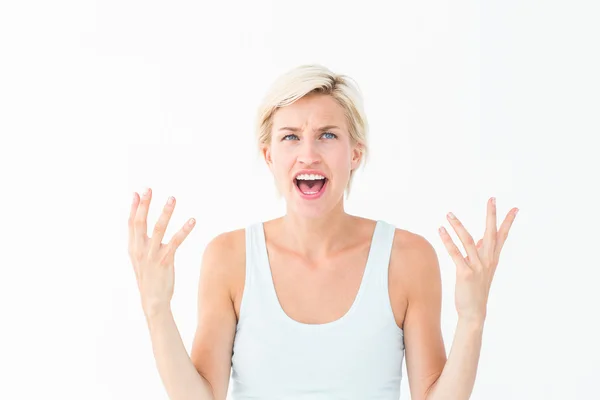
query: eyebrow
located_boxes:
[277,125,342,133]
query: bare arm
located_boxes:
[397,234,447,400]
[399,233,487,400]
[145,230,239,400]
[426,199,516,399]
[146,311,216,400]
[425,319,484,400]
[128,189,216,400]
[190,230,241,400]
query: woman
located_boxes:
[128,64,518,400]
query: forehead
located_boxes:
[272,94,347,129]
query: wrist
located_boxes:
[144,306,173,323]
[457,316,486,331]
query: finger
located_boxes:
[128,192,140,252]
[482,197,498,265]
[164,218,196,258]
[149,196,176,256]
[134,187,152,250]
[439,226,470,272]
[495,207,519,259]
[469,239,484,263]
[446,212,480,269]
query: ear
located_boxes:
[261,144,273,171]
[350,143,363,170]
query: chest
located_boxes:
[232,241,408,329]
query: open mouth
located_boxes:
[294,177,328,196]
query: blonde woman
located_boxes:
[128,64,519,400]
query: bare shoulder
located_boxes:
[202,228,246,281]
[204,227,246,258]
[389,228,441,317]
[390,228,439,278]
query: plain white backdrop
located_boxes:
[1,0,599,399]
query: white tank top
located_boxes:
[230,220,405,399]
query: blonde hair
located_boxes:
[255,64,369,199]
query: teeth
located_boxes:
[296,173,326,181]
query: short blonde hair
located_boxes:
[255,64,369,198]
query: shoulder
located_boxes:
[389,227,441,295]
[204,226,246,253]
[390,227,438,264]
[201,226,247,298]
[203,227,246,263]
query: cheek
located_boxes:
[269,148,294,176]
[328,148,353,169]
[274,153,292,166]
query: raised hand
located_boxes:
[128,188,196,319]
[438,197,518,323]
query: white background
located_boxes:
[1,0,599,399]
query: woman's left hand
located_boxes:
[439,197,519,323]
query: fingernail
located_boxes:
[144,188,150,196]
[447,212,456,220]
[188,218,196,225]
[167,196,175,205]
[491,197,496,206]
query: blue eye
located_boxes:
[281,132,337,141]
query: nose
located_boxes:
[297,139,321,166]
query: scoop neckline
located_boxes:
[258,220,381,330]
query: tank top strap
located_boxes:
[356,220,399,325]
[238,222,269,327]
[368,220,396,280]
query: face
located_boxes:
[262,93,362,218]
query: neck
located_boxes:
[278,202,355,261]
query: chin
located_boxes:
[285,181,342,218]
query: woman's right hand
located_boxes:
[127,188,196,320]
